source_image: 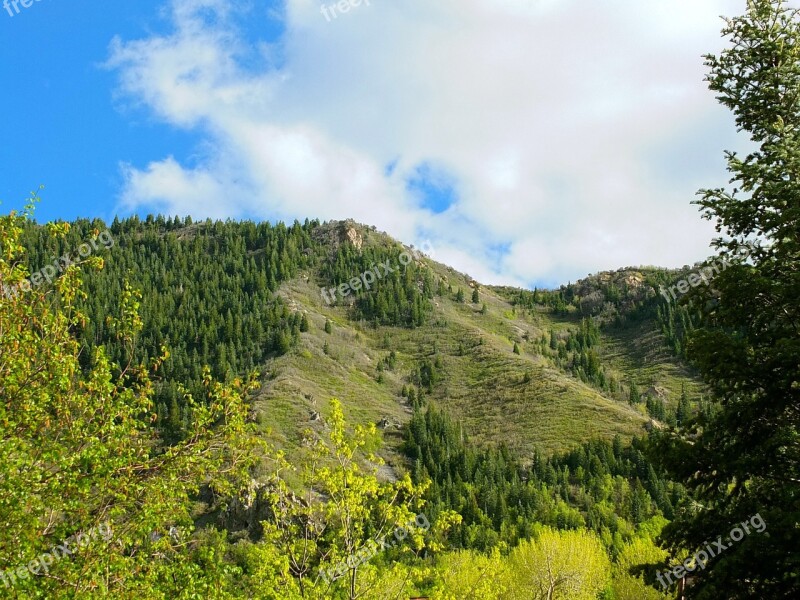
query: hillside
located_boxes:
[17,216,703,460]
[4,211,706,598]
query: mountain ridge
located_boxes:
[17,214,704,461]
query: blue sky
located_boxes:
[1,0,171,221]
[0,0,753,287]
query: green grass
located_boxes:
[253,255,681,467]
[597,318,707,407]
[247,227,707,477]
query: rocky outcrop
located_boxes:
[220,480,311,539]
[344,225,363,250]
[643,385,669,400]
[219,480,270,537]
[311,219,365,252]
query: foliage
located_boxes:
[256,398,442,599]
[320,241,434,328]
[0,204,261,598]
[404,406,681,555]
[430,548,508,599]
[503,526,610,599]
[16,215,319,442]
[1,203,711,598]
[653,2,800,597]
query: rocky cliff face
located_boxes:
[312,219,366,252]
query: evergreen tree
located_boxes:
[676,383,691,426]
[629,380,641,405]
[655,3,800,597]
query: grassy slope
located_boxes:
[598,318,707,406]
[253,243,708,463]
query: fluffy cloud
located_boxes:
[108,0,748,287]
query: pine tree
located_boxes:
[676,383,691,426]
[655,3,800,596]
[629,381,640,405]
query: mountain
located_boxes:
[17,215,704,461]
[4,211,706,598]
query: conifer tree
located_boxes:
[655,2,800,596]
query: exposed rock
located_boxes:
[643,386,669,399]
[221,480,270,536]
[377,417,399,430]
[311,219,365,252]
[624,272,645,288]
[645,419,665,432]
[375,463,398,483]
[221,480,311,538]
[345,226,363,250]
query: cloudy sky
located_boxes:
[0,0,753,287]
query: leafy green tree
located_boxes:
[431,549,507,599]
[503,526,610,599]
[611,523,671,600]
[259,399,452,600]
[0,206,260,597]
[471,288,479,304]
[654,2,800,597]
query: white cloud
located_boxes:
[108,0,749,286]
[119,157,236,220]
